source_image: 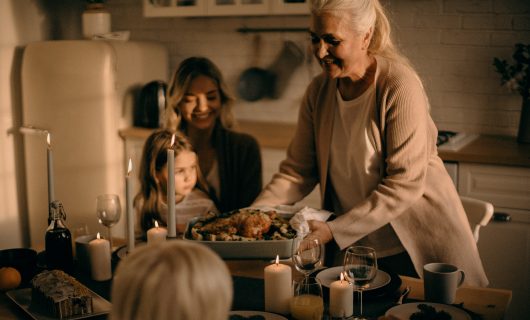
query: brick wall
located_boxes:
[108,0,530,136]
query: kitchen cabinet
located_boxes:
[143,0,309,17]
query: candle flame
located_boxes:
[127,158,133,176]
[154,220,159,228]
[97,232,101,240]
[275,255,279,266]
[170,133,175,147]
[98,218,102,225]
[46,133,51,148]
[340,272,344,282]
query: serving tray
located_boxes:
[7,287,111,320]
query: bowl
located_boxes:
[0,248,37,286]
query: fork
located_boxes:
[396,286,411,305]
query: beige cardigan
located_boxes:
[254,56,488,286]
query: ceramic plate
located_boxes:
[7,287,111,320]
[229,310,288,320]
[385,302,471,320]
[316,266,391,290]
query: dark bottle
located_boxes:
[45,200,74,273]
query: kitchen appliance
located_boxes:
[21,40,168,248]
[134,80,167,128]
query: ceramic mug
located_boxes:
[423,262,465,304]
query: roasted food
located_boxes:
[189,208,296,241]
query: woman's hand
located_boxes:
[307,220,333,244]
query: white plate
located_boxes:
[316,266,391,290]
[229,310,288,320]
[385,302,471,320]
[7,287,111,320]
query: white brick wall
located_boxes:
[108,0,530,136]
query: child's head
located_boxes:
[165,56,235,131]
[111,240,233,320]
[136,129,205,232]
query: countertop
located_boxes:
[119,121,530,168]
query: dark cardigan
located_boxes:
[210,120,263,213]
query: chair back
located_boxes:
[460,196,494,243]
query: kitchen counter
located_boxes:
[119,122,530,168]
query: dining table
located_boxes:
[0,244,512,320]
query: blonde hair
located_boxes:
[165,56,236,131]
[111,241,233,320]
[310,0,414,68]
[134,129,208,234]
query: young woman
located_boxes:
[165,57,262,213]
[134,129,217,236]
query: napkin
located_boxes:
[288,206,333,238]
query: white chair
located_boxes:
[460,196,494,243]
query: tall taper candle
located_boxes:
[126,158,135,253]
[46,133,55,205]
[167,134,176,238]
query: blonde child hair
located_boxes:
[111,241,233,320]
[134,129,208,234]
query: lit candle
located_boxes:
[147,220,167,244]
[126,158,135,253]
[46,132,55,205]
[264,255,292,315]
[88,232,111,281]
[329,272,353,318]
[167,133,176,238]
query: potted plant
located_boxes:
[493,43,530,143]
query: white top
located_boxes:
[159,188,218,228]
[329,85,404,257]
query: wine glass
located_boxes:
[96,194,121,250]
[292,237,323,282]
[290,276,324,320]
[343,246,378,320]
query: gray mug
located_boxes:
[75,234,97,273]
[423,262,465,304]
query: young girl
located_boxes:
[135,129,217,236]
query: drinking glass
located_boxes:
[290,276,324,320]
[292,236,323,281]
[96,194,121,250]
[343,246,377,320]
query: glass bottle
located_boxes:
[45,200,74,273]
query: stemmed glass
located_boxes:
[292,236,323,283]
[343,246,378,320]
[96,194,121,250]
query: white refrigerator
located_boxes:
[21,40,168,248]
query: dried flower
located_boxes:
[493,43,530,100]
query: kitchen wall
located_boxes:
[107,0,530,136]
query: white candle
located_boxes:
[264,255,292,315]
[46,133,55,205]
[147,220,167,244]
[329,272,353,318]
[167,134,176,238]
[88,232,112,281]
[126,158,135,253]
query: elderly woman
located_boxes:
[111,241,233,320]
[253,0,488,286]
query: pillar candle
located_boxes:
[167,134,176,238]
[126,158,135,253]
[329,272,353,318]
[147,220,167,244]
[46,133,55,205]
[88,232,112,281]
[264,255,292,315]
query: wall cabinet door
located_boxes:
[143,0,207,17]
[207,0,268,16]
[271,0,309,15]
